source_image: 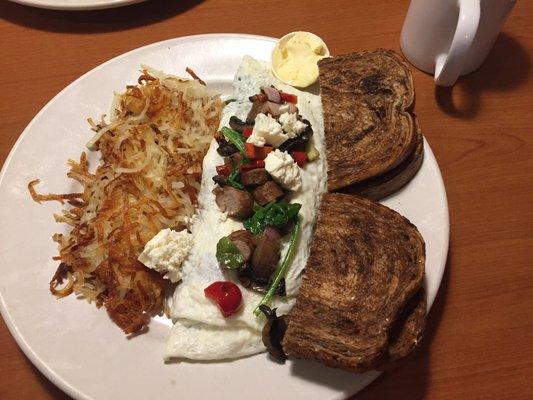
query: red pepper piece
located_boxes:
[240,159,265,172]
[291,151,308,167]
[243,128,253,138]
[204,281,243,317]
[216,165,230,176]
[245,142,256,159]
[254,146,272,160]
[245,143,272,161]
[280,92,298,104]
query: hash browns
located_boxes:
[29,67,222,333]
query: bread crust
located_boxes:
[381,287,426,367]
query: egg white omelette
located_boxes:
[165,57,327,360]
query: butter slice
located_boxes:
[272,31,330,88]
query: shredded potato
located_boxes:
[29,68,222,333]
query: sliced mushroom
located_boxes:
[237,268,286,295]
[217,143,238,157]
[229,116,254,133]
[216,136,238,156]
[260,305,289,363]
[277,119,313,153]
[212,175,227,187]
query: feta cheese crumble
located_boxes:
[264,149,302,191]
[246,113,287,147]
[138,228,193,282]
[279,112,307,138]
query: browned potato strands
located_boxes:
[29,68,222,333]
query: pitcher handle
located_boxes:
[435,0,480,86]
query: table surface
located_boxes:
[0,0,532,399]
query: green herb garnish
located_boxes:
[216,237,245,270]
[254,217,301,316]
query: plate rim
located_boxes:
[0,33,449,400]
[6,0,145,11]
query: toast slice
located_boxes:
[282,193,426,372]
[319,50,419,193]
[341,127,424,201]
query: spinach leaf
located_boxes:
[226,160,244,190]
[216,237,245,270]
[221,127,247,159]
[244,202,301,235]
[254,217,301,316]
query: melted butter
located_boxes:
[272,31,330,88]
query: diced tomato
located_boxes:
[245,142,256,159]
[216,164,230,176]
[254,146,272,160]
[204,281,242,318]
[240,160,265,172]
[291,151,308,167]
[243,128,253,138]
[280,92,298,104]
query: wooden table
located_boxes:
[0,0,531,399]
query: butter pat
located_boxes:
[272,31,330,88]
[138,228,193,282]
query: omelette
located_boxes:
[165,56,327,360]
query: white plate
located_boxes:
[7,0,144,11]
[0,34,449,400]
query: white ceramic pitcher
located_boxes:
[400,0,516,86]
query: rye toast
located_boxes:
[282,193,426,372]
[341,127,424,201]
[319,50,419,193]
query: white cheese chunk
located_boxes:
[279,112,307,138]
[264,149,302,191]
[246,113,287,147]
[138,228,193,282]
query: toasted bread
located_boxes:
[341,127,424,201]
[282,193,426,372]
[319,50,419,192]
